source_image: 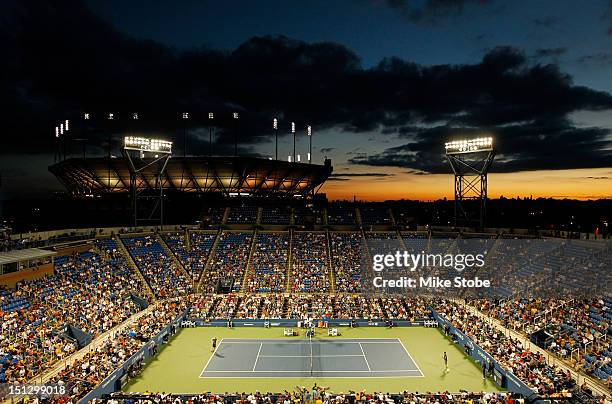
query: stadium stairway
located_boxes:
[325,229,336,292]
[256,207,263,226]
[462,300,610,397]
[240,229,258,293]
[114,235,156,301]
[196,228,222,292]
[286,229,294,291]
[157,233,193,287]
[396,229,406,249]
[355,207,363,227]
[459,234,500,299]
[389,208,396,227]
[22,302,160,397]
[221,207,230,225]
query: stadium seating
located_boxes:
[327,203,356,225]
[0,242,141,383]
[246,232,289,292]
[1,226,610,401]
[330,232,363,292]
[360,206,392,225]
[121,235,192,298]
[436,300,578,395]
[227,205,258,224]
[162,231,217,280]
[46,299,187,402]
[291,231,330,292]
[203,231,253,292]
[261,206,291,224]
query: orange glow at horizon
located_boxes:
[321,167,612,201]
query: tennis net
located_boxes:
[309,331,314,376]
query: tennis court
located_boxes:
[200,338,423,378]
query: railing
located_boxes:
[463,300,610,398]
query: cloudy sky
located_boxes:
[1,0,612,200]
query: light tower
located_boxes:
[123,136,173,228]
[445,137,495,230]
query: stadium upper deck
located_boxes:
[48,156,333,197]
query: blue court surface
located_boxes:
[200,338,423,378]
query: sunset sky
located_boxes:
[1,0,611,201]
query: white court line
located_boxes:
[200,374,420,379]
[259,354,364,358]
[200,338,224,378]
[359,343,372,371]
[219,341,401,344]
[200,338,424,378]
[202,369,421,373]
[396,338,424,377]
[252,342,263,372]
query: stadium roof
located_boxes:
[0,248,57,265]
[49,156,333,197]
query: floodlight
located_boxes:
[132,112,139,120]
[291,122,295,133]
[108,113,114,120]
[208,112,214,120]
[307,125,312,136]
[444,136,496,230]
[288,155,292,162]
[124,136,172,154]
[60,123,64,135]
[55,126,59,138]
[84,113,90,120]
[297,154,301,162]
[182,112,189,119]
[273,118,278,130]
[65,120,70,131]
[445,137,493,154]
[233,112,239,119]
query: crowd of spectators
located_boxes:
[204,232,253,293]
[47,299,187,402]
[162,232,217,280]
[184,294,429,322]
[246,233,289,293]
[188,232,217,279]
[261,206,291,224]
[227,205,259,224]
[435,300,577,396]
[0,242,142,383]
[291,232,330,292]
[360,206,392,226]
[327,204,356,225]
[104,390,522,404]
[122,235,193,298]
[330,233,363,293]
[471,298,612,383]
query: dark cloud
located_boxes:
[320,147,336,153]
[381,0,492,23]
[532,16,558,28]
[577,52,612,66]
[534,47,567,58]
[350,118,612,173]
[1,0,612,178]
[603,1,612,35]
